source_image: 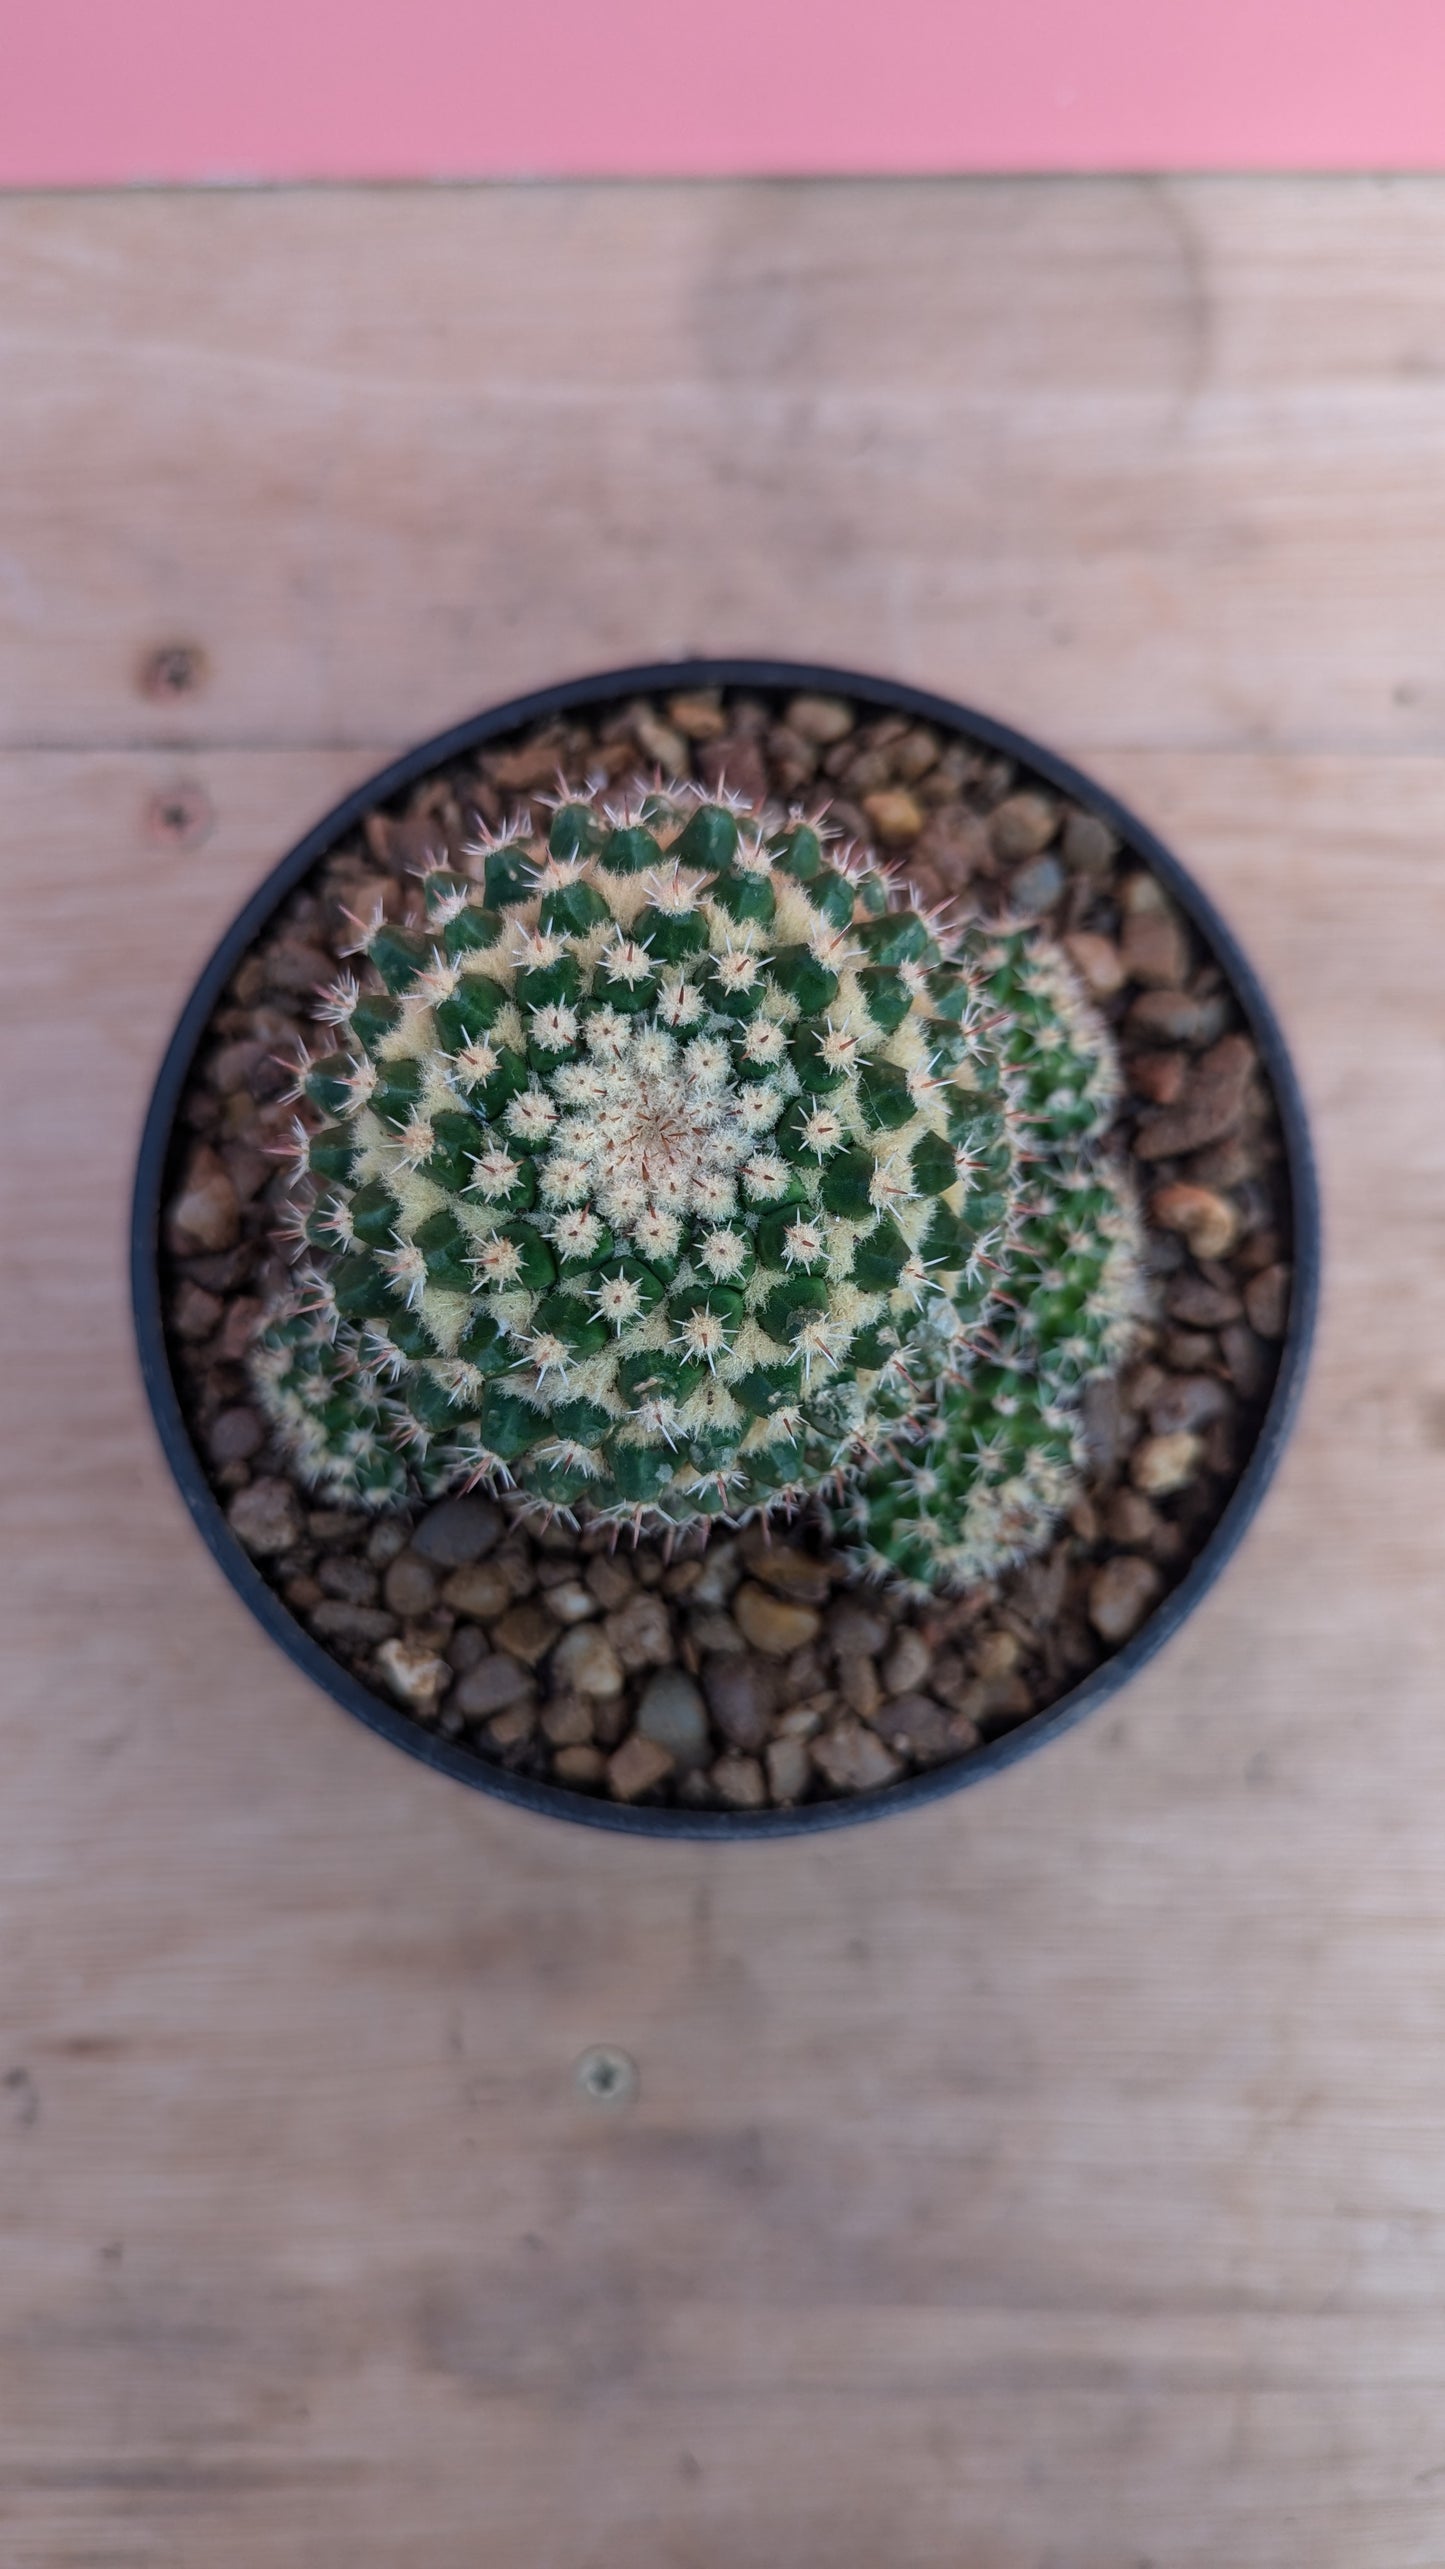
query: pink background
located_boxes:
[6,0,1445,183]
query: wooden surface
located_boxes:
[3,180,1444,2568]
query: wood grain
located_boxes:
[3,182,1445,2569]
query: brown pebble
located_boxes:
[1244,1262,1291,1340]
[881,1627,932,1695]
[166,1145,240,1255]
[440,1560,512,1620]
[447,1624,487,1674]
[689,1609,746,1656]
[543,1577,599,1625]
[1121,906,1189,989]
[1151,1182,1240,1261]
[173,1280,224,1340]
[1128,1050,1186,1106]
[207,1404,264,1464]
[1166,1272,1243,1329]
[828,1601,891,1660]
[553,1744,607,1789]
[1126,989,1229,1048]
[1134,1034,1255,1161]
[701,1652,777,1751]
[711,1753,767,1810]
[1062,809,1118,875]
[1161,1327,1217,1371]
[486,1704,537,1751]
[990,792,1056,859]
[837,1655,883,1719]
[1106,1488,1166,1549]
[862,788,924,846]
[375,1634,450,1713]
[584,1554,637,1611]
[542,1693,595,1747]
[1149,1373,1230,1435]
[974,1629,1021,1680]
[1131,1431,1204,1497]
[1220,1321,1271,1398]
[607,1733,675,1802]
[317,1554,378,1606]
[551,1625,625,1698]
[733,1583,821,1656]
[1087,1556,1164,1644]
[876,1693,955,1760]
[786,693,854,745]
[811,1720,904,1794]
[740,1537,833,1606]
[765,1737,811,1804]
[365,1517,412,1569]
[916,803,991,885]
[383,1552,440,1619]
[452,1652,533,1717]
[227,1475,303,1556]
[1063,931,1126,998]
[667,688,728,740]
[604,1592,674,1671]
[491,1599,559,1666]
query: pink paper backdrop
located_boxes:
[6,0,1445,182]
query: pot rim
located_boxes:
[131,657,1320,1838]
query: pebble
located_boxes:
[635,1668,711,1770]
[207,1404,264,1464]
[1008,854,1066,918]
[1131,1431,1204,1497]
[1221,1321,1271,1398]
[447,1623,487,1673]
[584,1553,637,1611]
[1106,1488,1167,1549]
[317,1554,379,1605]
[1126,989,1229,1048]
[875,1693,956,1760]
[554,1744,607,1789]
[608,1733,675,1801]
[227,1476,303,1556]
[701,1652,777,1751]
[1148,1373,1230,1435]
[974,1628,1021,1680]
[441,1560,512,1619]
[541,1693,595,1747]
[989,791,1056,859]
[173,1280,224,1340]
[411,1497,504,1568]
[785,693,854,745]
[712,1753,767,1811]
[383,1551,440,1618]
[165,1146,240,1255]
[486,1704,536,1750]
[917,804,991,883]
[375,1634,450,1713]
[1134,1034,1254,1161]
[604,1592,674,1671]
[1061,809,1118,874]
[489,1599,557,1666]
[1151,1182,1240,1261]
[452,1652,534,1717]
[366,1517,412,1568]
[838,1655,883,1719]
[811,1720,904,1794]
[1166,1272,1242,1328]
[310,1600,396,1645]
[544,1577,600,1625]
[828,1600,891,1660]
[1121,907,1189,989]
[765,1737,812,1804]
[733,1583,821,1656]
[1063,931,1126,998]
[1128,1050,1185,1105]
[742,1539,833,1606]
[551,1625,625,1698]
[1244,1263,1291,1340]
[668,689,729,741]
[689,1609,746,1655]
[881,1626,932,1695]
[1087,1556,1164,1642]
[688,1543,741,1607]
[861,789,924,846]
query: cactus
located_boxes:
[843,1156,1144,1593]
[251,775,1143,1574]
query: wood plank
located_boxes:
[5,180,1445,760]
[2,734,1442,2566]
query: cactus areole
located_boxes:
[253,777,1143,1592]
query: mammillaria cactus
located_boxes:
[252,778,1141,1583]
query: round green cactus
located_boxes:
[254,785,1042,1530]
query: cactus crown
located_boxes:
[253,773,1143,1582]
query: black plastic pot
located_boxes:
[132,660,1319,1837]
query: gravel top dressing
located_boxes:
[158,679,1293,1818]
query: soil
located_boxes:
[160,683,1294,1814]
